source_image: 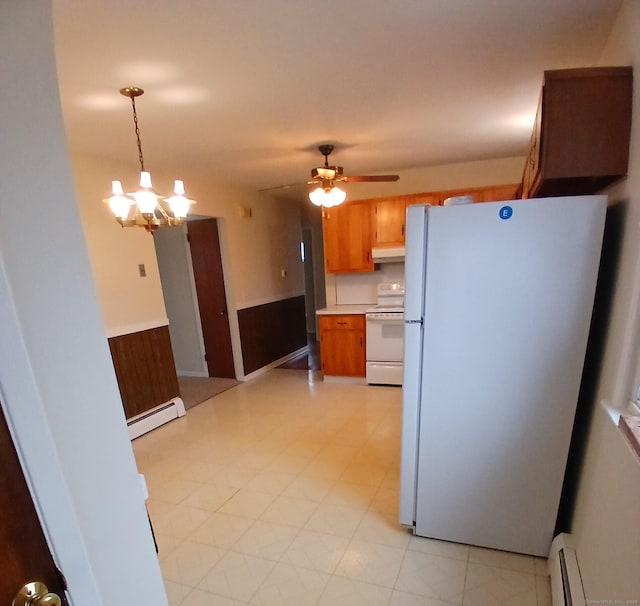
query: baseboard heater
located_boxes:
[549,534,586,606]
[127,397,186,440]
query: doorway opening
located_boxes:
[276,224,323,372]
[153,217,238,408]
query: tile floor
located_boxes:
[133,369,552,606]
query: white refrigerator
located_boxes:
[399,195,606,557]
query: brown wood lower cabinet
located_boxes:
[318,314,366,377]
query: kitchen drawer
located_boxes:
[319,315,365,331]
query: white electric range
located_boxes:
[365,282,405,385]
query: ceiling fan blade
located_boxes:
[344,175,400,183]
[306,144,400,188]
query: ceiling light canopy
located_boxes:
[104,87,195,233]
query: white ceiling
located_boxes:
[52,1,622,198]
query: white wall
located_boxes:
[570,1,640,602]
[72,153,169,337]
[152,170,306,311]
[0,2,167,605]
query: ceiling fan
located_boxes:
[307,144,399,207]
[309,144,400,184]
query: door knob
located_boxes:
[13,581,62,606]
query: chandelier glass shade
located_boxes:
[104,87,195,233]
[308,181,347,207]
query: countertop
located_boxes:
[316,305,370,316]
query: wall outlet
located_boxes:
[138,263,146,277]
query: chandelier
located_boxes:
[308,180,346,208]
[105,87,194,233]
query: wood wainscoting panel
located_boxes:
[237,296,307,375]
[108,325,180,420]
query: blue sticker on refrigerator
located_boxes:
[499,206,513,220]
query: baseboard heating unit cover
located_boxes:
[127,398,186,440]
[549,533,586,606]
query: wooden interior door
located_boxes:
[187,219,236,378]
[0,402,67,605]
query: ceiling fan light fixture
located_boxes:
[309,186,326,207]
[305,144,398,208]
[308,184,346,208]
[328,186,346,206]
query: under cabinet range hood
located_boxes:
[372,246,405,262]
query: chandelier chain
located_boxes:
[129,94,146,172]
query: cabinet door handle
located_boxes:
[401,224,405,236]
[360,336,363,347]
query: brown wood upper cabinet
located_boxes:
[521,66,632,199]
[372,198,407,247]
[322,200,373,273]
[406,192,442,206]
[322,183,520,274]
[479,184,519,203]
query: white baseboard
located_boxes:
[241,346,308,381]
[127,397,186,440]
[176,370,209,378]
